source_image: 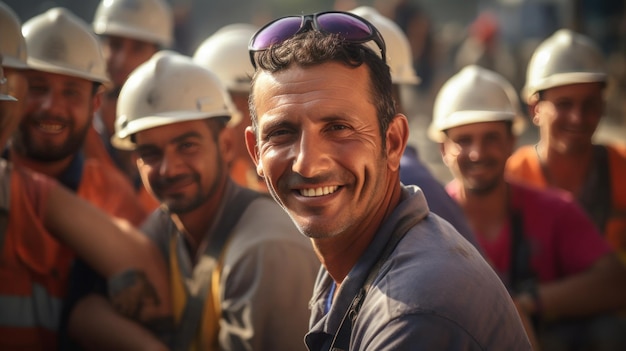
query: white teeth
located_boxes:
[300,186,338,197]
[38,122,63,132]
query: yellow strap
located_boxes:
[169,235,230,351]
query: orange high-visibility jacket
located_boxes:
[0,161,74,350]
[77,158,147,226]
[1,153,147,349]
[84,125,160,215]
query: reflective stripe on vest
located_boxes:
[0,282,62,330]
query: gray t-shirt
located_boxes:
[143,182,319,350]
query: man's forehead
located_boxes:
[136,120,208,142]
[447,121,509,136]
[102,34,157,47]
[26,70,92,86]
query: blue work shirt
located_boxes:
[306,185,531,351]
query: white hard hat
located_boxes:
[349,6,420,85]
[193,24,257,93]
[428,65,525,142]
[22,7,109,83]
[93,0,173,47]
[0,1,28,69]
[0,56,17,101]
[113,51,241,150]
[523,29,607,103]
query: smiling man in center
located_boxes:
[246,11,531,350]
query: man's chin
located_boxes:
[466,180,499,196]
[163,199,204,215]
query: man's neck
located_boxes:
[536,141,594,195]
[169,178,230,260]
[313,181,404,288]
[457,180,509,241]
[11,149,76,180]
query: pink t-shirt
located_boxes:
[447,180,612,284]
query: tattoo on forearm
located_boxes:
[108,269,161,321]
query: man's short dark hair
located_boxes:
[249,30,397,145]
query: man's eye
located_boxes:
[555,101,573,110]
[266,129,292,140]
[455,137,471,146]
[29,85,47,95]
[179,142,198,152]
[328,124,349,132]
[64,89,81,98]
[138,151,160,163]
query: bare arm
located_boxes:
[513,300,542,351]
[517,254,626,320]
[43,183,172,319]
[69,295,170,351]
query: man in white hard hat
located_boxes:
[0,10,171,348]
[432,64,626,351]
[11,7,146,224]
[193,23,267,192]
[93,0,173,89]
[506,29,626,259]
[350,6,480,251]
[68,51,318,350]
[8,9,158,349]
[0,55,19,130]
[85,0,174,212]
[0,1,28,150]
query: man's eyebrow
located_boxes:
[63,80,83,89]
[171,131,203,144]
[135,131,203,151]
[260,117,294,133]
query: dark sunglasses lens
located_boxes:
[317,13,372,41]
[251,17,303,50]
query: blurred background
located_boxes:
[5,0,626,183]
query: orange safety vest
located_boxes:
[83,125,116,169]
[0,162,74,351]
[77,158,147,226]
[506,144,626,255]
[85,125,161,215]
[1,152,147,349]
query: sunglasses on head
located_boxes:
[248,11,386,69]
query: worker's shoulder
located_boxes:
[232,195,299,236]
[81,158,136,193]
[228,194,309,248]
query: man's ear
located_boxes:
[244,126,263,177]
[439,141,451,167]
[527,94,541,126]
[386,114,409,172]
[92,84,104,112]
[218,127,236,165]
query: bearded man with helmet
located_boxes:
[0,5,171,350]
[67,51,318,351]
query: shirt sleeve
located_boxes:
[219,239,317,351]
